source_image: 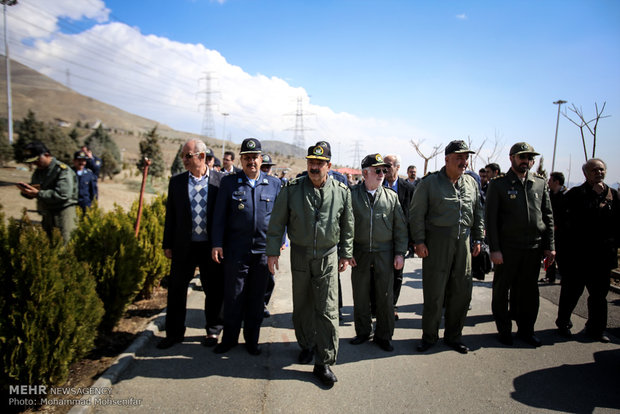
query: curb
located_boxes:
[67,278,199,414]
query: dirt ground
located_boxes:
[0,164,168,414]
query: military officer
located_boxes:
[17,141,78,242]
[80,145,102,178]
[486,142,555,347]
[211,138,281,355]
[72,150,98,211]
[410,140,484,354]
[266,141,354,387]
[350,153,408,352]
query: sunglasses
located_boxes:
[374,168,388,175]
[518,154,534,161]
[182,152,201,160]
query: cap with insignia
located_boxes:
[306,141,331,161]
[74,150,89,160]
[240,138,262,154]
[445,140,475,156]
[361,153,389,169]
[23,141,50,163]
[204,147,215,158]
[509,142,540,156]
[262,154,275,165]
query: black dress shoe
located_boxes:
[313,364,337,386]
[214,342,237,354]
[517,332,542,347]
[263,307,271,318]
[445,340,469,354]
[298,348,314,364]
[557,326,572,339]
[349,334,370,345]
[374,338,394,352]
[586,330,611,343]
[156,337,182,349]
[245,344,262,356]
[417,340,434,352]
[202,335,218,347]
[394,311,399,321]
[498,333,513,346]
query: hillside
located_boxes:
[0,59,314,177]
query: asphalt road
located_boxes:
[88,254,620,414]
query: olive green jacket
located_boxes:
[409,167,484,244]
[485,169,555,251]
[29,157,78,212]
[351,183,408,255]
[266,175,354,259]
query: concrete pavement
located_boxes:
[88,253,620,413]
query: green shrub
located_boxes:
[131,194,170,299]
[0,211,103,389]
[72,204,146,332]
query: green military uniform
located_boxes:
[409,167,484,344]
[266,175,354,366]
[485,169,554,337]
[30,157,78,242]
[350,183,408,341]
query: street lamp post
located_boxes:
[221,112,229,158]
[551,99,567,172]
[2,0,17,144]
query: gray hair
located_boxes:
[582,158,606,174]
[185,139,207,155]
[384,154,400,167]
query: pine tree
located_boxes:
[171,144,184,176]
[85,125,121,179]
[137,126,166,178]
[13,110,46,162]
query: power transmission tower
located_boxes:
[351,140,363,169]
[197,72,219,138]
[285,97,313,149]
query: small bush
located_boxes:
[0,211,103,389]
[72,204,146,332]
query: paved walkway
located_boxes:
[90,254,620,413]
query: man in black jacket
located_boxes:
[159,139,224,349]
[555,159,619,343]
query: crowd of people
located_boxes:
[14,135,617,388]
[158,136,619,387]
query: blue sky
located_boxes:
[7,0,620,183]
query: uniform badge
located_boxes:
[238,178,242,183]
[238,203,245,210]
[263,178,268,184]
[247,140,256,149]
[313,146,324,156]
[508,190,517,200]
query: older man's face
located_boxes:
[584,160,606,185]
[181,142,205,172]
[384,156,399,182]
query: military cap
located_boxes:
[213,157,221,167]
[445,140,475,155]
[74,150,88,160]
[361,153,389,169]
[204,147,215,158]
[24,141,50,162]
[509,142,540,156]
[240,138,262,154]
[306,141,331,161]
[262,154,275,165]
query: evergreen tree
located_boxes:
[0,128,12,167]
[68,127,80,144]
[13,109,46,162]
[170,144,184,176]
[536,156,547,178]
[137,126,166,178]
[85,125,121,179]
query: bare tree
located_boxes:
[563,102,610,161]
[465,135,486,171]
[411,139,443,175]
[487,130,504,164]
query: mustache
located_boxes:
[309,169,321,174]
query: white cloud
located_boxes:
[456,13,468,20]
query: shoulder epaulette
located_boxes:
[58,162,68,170]
[288,177,302,186]
[422,171,438,180]
[533,172,546,179]
[338,181,348,189]
[491,173,505,181]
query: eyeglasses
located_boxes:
[182,152,201,160]
[518,154,534,161]
[374,168,388,175]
